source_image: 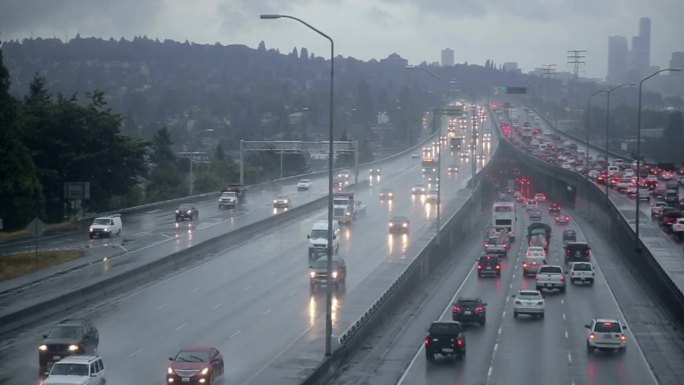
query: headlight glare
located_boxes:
[68,344,79,352]
[200,367,209,375]
[310,271,316,278]
[331,271,338,279]
[39,344,47,351]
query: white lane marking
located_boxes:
[174,323,186,332]
[397,263,477,385]
[494,343,498,351]
[505,296,510,303]
[213,303,223,310]
[128,348,143,357]
[289,290,297,297]
[230,330,242,339]
[192,286,202,292]
[565,330,569,339]
[487,366,493,377]
[567,353,572,363]
[561,299,565,305]
[498,327,502,335]
[502,310,506,317]
[562,313,566,320]
[119,245,129,252]
[155,304,167,310]
[508,283,513,289]
[263,309,272,316]
[159,234,174,240]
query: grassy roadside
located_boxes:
[0,220,81,243]
[0,250,83,282]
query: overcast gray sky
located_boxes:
[1,0,682,79]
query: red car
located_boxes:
[555,214,570,224]
[548,203,561,214]
[167,346,224,384]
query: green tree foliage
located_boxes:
[19,75,148,221]
[146,127,186,200]
[0,49,44,230]
[657,111,684,161]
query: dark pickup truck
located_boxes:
[527,222,551,250]
[424,321,466,362]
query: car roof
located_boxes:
[58,318,89,326]
[594,318,621,324]
[391,216,408,221]
[518,290,542,295]
[55,355,100,364]
[180,345,215,352]
[456,296,480,302]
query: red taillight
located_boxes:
[453,306,462,313]
[457,339,463,347]
[603,322,613,327]
[496,264,501,270]
[425,337,430,345]
[477,263,483,270]
[560,275,565,281]
[475,306,485,313]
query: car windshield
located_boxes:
[573,263,592,271]
[595,322,622,333]
[539,266,562,274]
[175,350,209,362]
[310,229,328,239]
[299,179,310,183]
[391,217,407,223]
[50,363,89,376]
[276,195,287,199]
[46,326,83,340]
[221,192,236,198]
[429,323,462,334]
[312,259,343,269]
[568,244,589,251]
[518,291,542,300]
[92,218,111,225]
[456,300,480,307]
[179,204,192,210]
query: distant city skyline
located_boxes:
[1,1,683,79]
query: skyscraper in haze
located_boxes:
[607,36,628,84]
[628,17,651,79]
[441,48,454,67]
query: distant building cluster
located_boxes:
[606,17,665,84]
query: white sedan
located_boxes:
[512,290,545,319]
[297,179,312,191]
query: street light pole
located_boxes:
[635,68,681,251]
[406,66,443,244]
[586,90,606,182]
[604,83,636,198]
[260,14,336,356]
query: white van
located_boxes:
[307,220,340,260]
[607,165,620,176]
[88,214,122,239]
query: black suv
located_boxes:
[425,321,466,362]
[38,319,99,375]
[452,297,487,326]
[175,203,198,221]
[477,255,501,278]
[564,242,591,264]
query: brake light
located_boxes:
[425,337,430,345]
[453,306,462,313]
[603,322,613,327]
[560,275,565,281]
[457,339,463,347]
[523,263,528,268]
[496,264,501,270]
[475,306,485,313]
[477,264,483,270]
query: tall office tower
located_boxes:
[441,48,454,67]
[639,17,651,68]
[629,17,651,78]
[607,36,628,84]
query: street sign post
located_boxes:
[27,216,46,268]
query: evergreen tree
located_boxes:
[0,48,44,230]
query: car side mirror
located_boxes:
[622,325,627,330]
[91,373,97,377]
[43,334,47,339]
[584,324,590,329]
[511,294,516,298]
[483,303,488,306]
[169,357,174,361]
[307,235,311,239]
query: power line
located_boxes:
[567,50,587,79]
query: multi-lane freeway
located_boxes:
[0,108,497,384]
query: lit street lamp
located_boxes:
[635,68,681,251]
[603,83,635,197]
[260,14,336,356]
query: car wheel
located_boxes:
[497,271,501,278]
[425,350,435,362]
[618,346,626,353]
[480,318,486,326]
[89,235,93,239]
[570,278,576,284]
[587,342,594,353]
[540,312,545,319]
[513,311,518,319]
[477,273,482,278]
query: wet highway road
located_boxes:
[328,196,677,385]
[0,111,497,384]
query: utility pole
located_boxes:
[541,64,556,104]
[567,50,587,130]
